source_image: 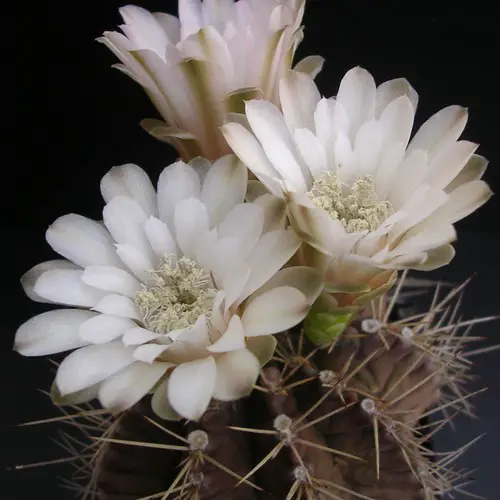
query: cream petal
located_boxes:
[122,327,159,346]
[201,155,247,226]
[249,266,323,306]
[157,162,201,225]
[378,95,415,148]
[293,55,325,79]
[432,180,493,224]
[174,197,209,260]
[280,70,321,131]
[51,381,100,406]
[144,216,178,260]
[221,121,284,196]
[240,228,301,299]
[252,194,287,231]
[151,377,182,421]
[213,349,260,401]
[133,343,171,363]
[246,335,277,366]
[408,105,468,158]
[55,341,136,396]
[153,12,180,43]
[336,67,376,140]
[424,140,478,190]
[221,263,251,309]
[412,244,456,271]
[98,362,169,412]
[82,265,140,299]
[100,163,157,216]
[33,269,105,307]
[46,214,123,268]
[242,286,309,337]
[167,356,217,421]
[79,314,137,344]
[354,120,385,175]
[21,260,80,303]
[14,309,96,356]
[103,196,152,259]
[115,244,154,283]
[93,294,141,320]
[245,99,310,191]
[207,315,246,353]
[445,154,488,193]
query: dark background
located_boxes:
[5,0,499,498]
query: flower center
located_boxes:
[307,172,393,233]
[135,256,217,334]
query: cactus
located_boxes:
[36,276,495,500]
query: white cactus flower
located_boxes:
[14,157,322,421]
[222,67,492,294]
[99,0,322,161]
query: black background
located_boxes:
[5,1,499,498]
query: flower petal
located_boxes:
[242,286,309,337]
[151,377,182,421]
[207,315,246,353]
[21,260,80,303]
[115,244,154,283]
[82,265,141,298]
[98,362,169,412]
[14,309,96,356]
[33,269,105,307]
[100,163,158,216]
[133,343,171,363]
[246,336,277,366]
[46,214,123,268]
[79,314,137,344]
[252,194,287,231]
[122,327,159,346]
[174,197,209,260]
[93,294,141,320]
[201,155,247,226]
[144,216,178,259]
[212,349,260,401]
[55,341,136,396]
[167,356,217,421]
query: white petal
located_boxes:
[218,203,264,251]
[178,0,204,39]
[33,269,105,307]
[408,105,468,158]
[201,155,247,226]
[174,197,209,259]
[98,362,169,412]
[221,263,251,309]
[279,70,321,132]
[55,341,136,396]
[153,11,180,43]
[220,121,284,196]
[293,55,325,79]
[375,78,418,117]
[14,309,96,356]
[122,327,159,346]
[212,349,260,401]
[242,286,309,337]
[115,244,154,283]
[378,95,415,148]
[157,162,201,225]
[79,314,137,344]
[21,260,80,303]
[100,163,157,216]
[336,67,376,140]
[294,128,327,180]
[207,315,246,353]
[245,100,309,191]
[167,356,217,421]
[133,343,171,363]
[151,377,182,421]
[103,196,152,258]
[354,120,385,174]
[46,214,123,268]
[93,294,141,320]
[239,228,301,299]
[144,216,178,259]
[445,154,488,193]
[82,265,141,298]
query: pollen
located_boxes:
[135,255,217,334]
[308,172,393,233]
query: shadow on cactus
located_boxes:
[14,274,498,500]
